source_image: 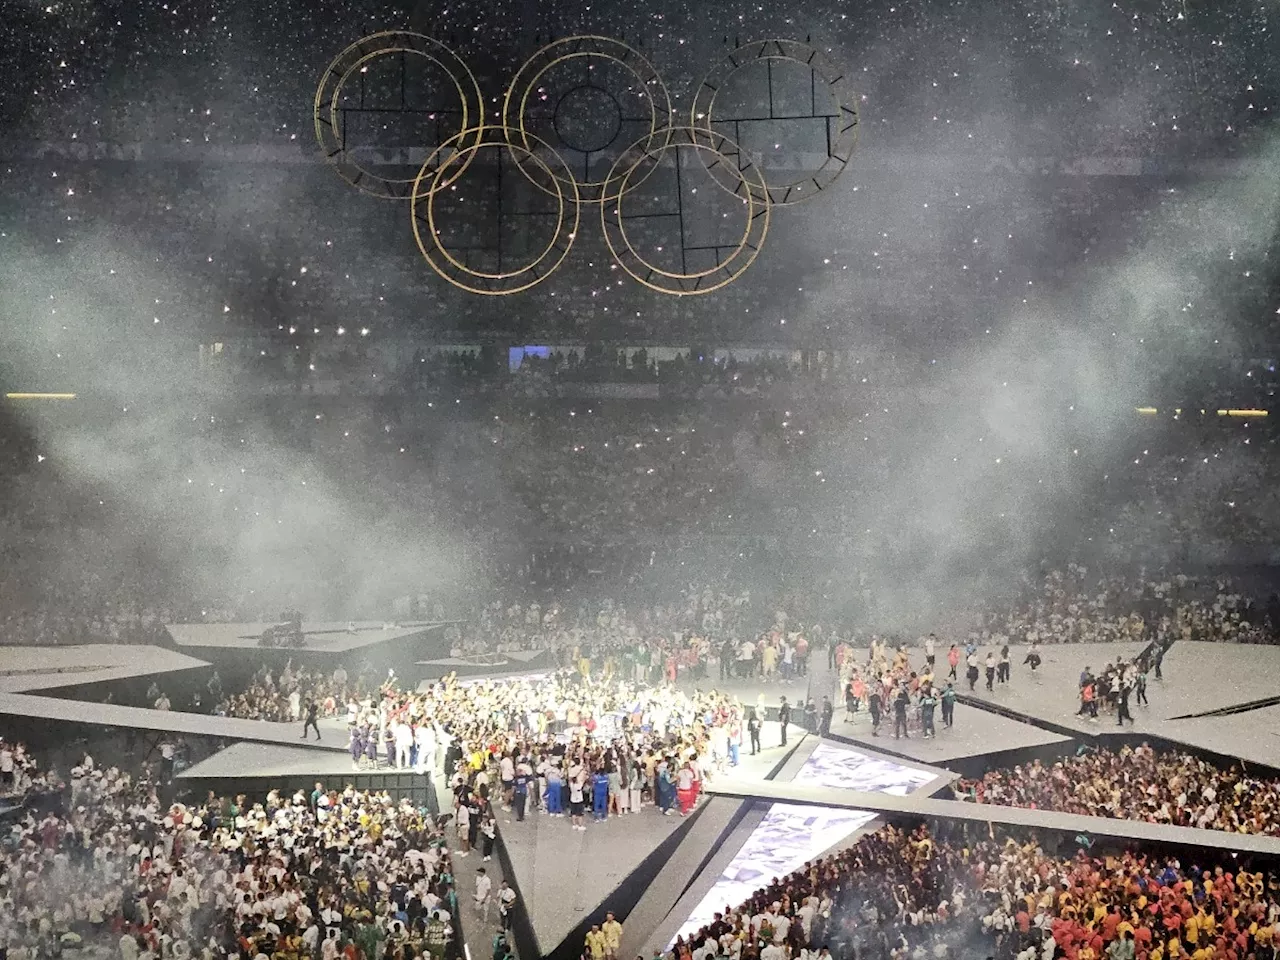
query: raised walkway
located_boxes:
[0,691,346,751]
[704,777,1280,856]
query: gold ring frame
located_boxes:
[411,126,581,296]
[691,39,860,207]
[503,35,674,204]
[600,126,770,296]
[315,31,483,200]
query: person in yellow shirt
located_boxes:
[1196,907,1215,940]
[601,913,623,960]
[585,925,606,960]
[1185,912,1201,948]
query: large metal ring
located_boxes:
[691,39,859,207]
[315,31,483,200]
[503,36,674,204]
[600,126,770,296]
[411,126,580,295]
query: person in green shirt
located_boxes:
[919,687,937,739]
[941,683,957,728]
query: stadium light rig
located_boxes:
[5,392,77,400]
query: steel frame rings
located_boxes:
[315,30,484,200]
[600,126,770,296]
[410,125,581,296]
[502,35,675,204]
[691,39,860,207]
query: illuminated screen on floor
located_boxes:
[673,743,934,941]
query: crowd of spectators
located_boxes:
[0,749,462,960]
[0,736,39,799]
[674,821,1280,960]
[211,662,373,724]
[956,743,1280,835]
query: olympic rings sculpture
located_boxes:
[315,33,860,296]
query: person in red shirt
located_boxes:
[1103,909,1123,941]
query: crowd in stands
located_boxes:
[0,746,462,960]
[674,821,1280,960]
[2,368,1280,635]
[0,610,171,647]
[957,742,1280,836]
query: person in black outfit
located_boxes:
[1117,682,1134,726]
[302,701,321,741]
[778,697,792,746]
[747,708,762,755]
[720,638,736,681]
[892,687,910,739]
[803,697,818,734]
[869,687,883,736]
[819,696,834,737]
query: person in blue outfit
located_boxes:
[656,761,676,815]
[544,761,563,815]
[592,768,609,821]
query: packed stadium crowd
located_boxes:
[0,751,464,960]
[956,743,1280,835]
[3,383,1280,630]
[673,822,1280,960]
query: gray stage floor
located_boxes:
[829,698,1070,763]
[1160,706,1280,770]
[500,722,804,957]
[417,650,545,669]
[167,621,440,652]
[0,690,346,751]
[0,644,210,692]
[952,641,1280,734]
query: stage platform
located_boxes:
[0,644,209,693]
[416,649,547,669]
[827,698,1071,765]
[498,722,808,959]
[634,736,947,956]
[704,774,1280,858]
[178,739,372,778]
[501,727,950,960]
[955,641,1280,733]
[1159,707,1280,771]
[167,620,445,653]
[0,691,346,751]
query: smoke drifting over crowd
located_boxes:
[0,229,468,617]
